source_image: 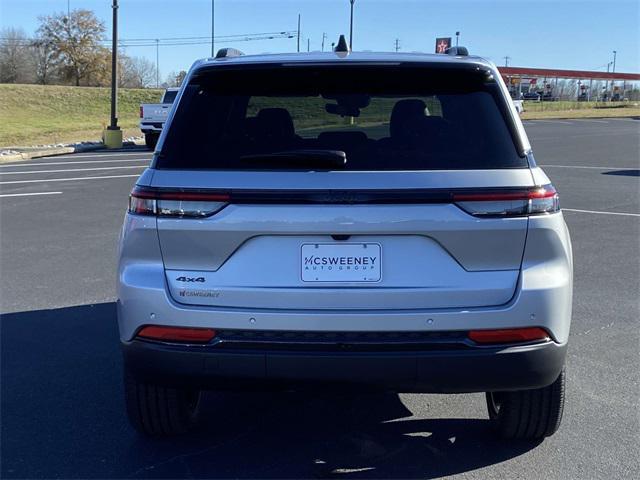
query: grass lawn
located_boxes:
[0,84,162,147]
[521,100,640,119]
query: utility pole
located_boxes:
[455,31,460,47]
[105,0,122,148]
[67,0,70,18]
[211,0,216,57]
[394,38,400,52]
[349,0,355,50]
[307,38,310,52]
[503,56,510,67]
[322,32,327,52]
[155,39,159,88]
[297,14,301,52]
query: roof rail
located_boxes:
[215,47,245,59]
[445,46,469,56]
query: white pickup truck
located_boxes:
[139,87,179,149]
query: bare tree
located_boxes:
[30,37,57,84]
[164,70,179,87]
[0,27,35,83]
[164,70,187,88]
[120,55,155,88]
[36,9,106,86]
[175,70,187,87]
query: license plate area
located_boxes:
[301,243,381,282]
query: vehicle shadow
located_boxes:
[1,303,540,479]
[601,169,640,177]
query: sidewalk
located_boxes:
[0,136,145,164]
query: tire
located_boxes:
[144,133,158,150]
[486,368,565,440]
[124,370,202,436]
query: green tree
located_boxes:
[36,9,106,86]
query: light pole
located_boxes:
[105,0,122,148]
[297,14,301,52]
[155,39,159,88]
[211,0,216,57]
[605,61,613,101]
[455,31,460,47]
[611,50,617,98]
[349,0,355,50]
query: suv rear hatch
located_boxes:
[144,61,536,310]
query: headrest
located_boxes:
[256,108,295,139]
[390,99,427,138]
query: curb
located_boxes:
[0,144,103,164]
[0,139,144,164]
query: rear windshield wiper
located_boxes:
[239,149,347,169]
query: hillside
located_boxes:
[0,84,162,147]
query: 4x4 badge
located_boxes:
[176,276,205,283]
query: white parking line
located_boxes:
[532,120,574,125]
[0,174,140,185]
[0,165,146,175]
[575,119,610,124]
[29,151,148,160]
[564,208,640,218]
[0,191,63,198]
[0,158,150,168]
[540,164,638,170]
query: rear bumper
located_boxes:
[122,338,567,393]
[139,123,163,133]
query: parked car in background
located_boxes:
[119,45,572,440]
[523,91,541,101]
[139,87,179,149]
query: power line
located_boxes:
[0,31,297,47]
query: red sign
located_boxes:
[435,37,451,54]
[529,78,537,85]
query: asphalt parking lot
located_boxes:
[1,118,639,478]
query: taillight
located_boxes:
[128,186,230,218]
[468,327,550,344]
[453,184,559,217]
[137,325,216,343]
[139,106,143,118]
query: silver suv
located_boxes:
[118,46,572,439]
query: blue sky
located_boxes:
[1,0,638,80]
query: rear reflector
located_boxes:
[468,327,550,344]
[137,325,217,343]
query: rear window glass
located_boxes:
[162,90,177,104]
[156,65,525,170]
